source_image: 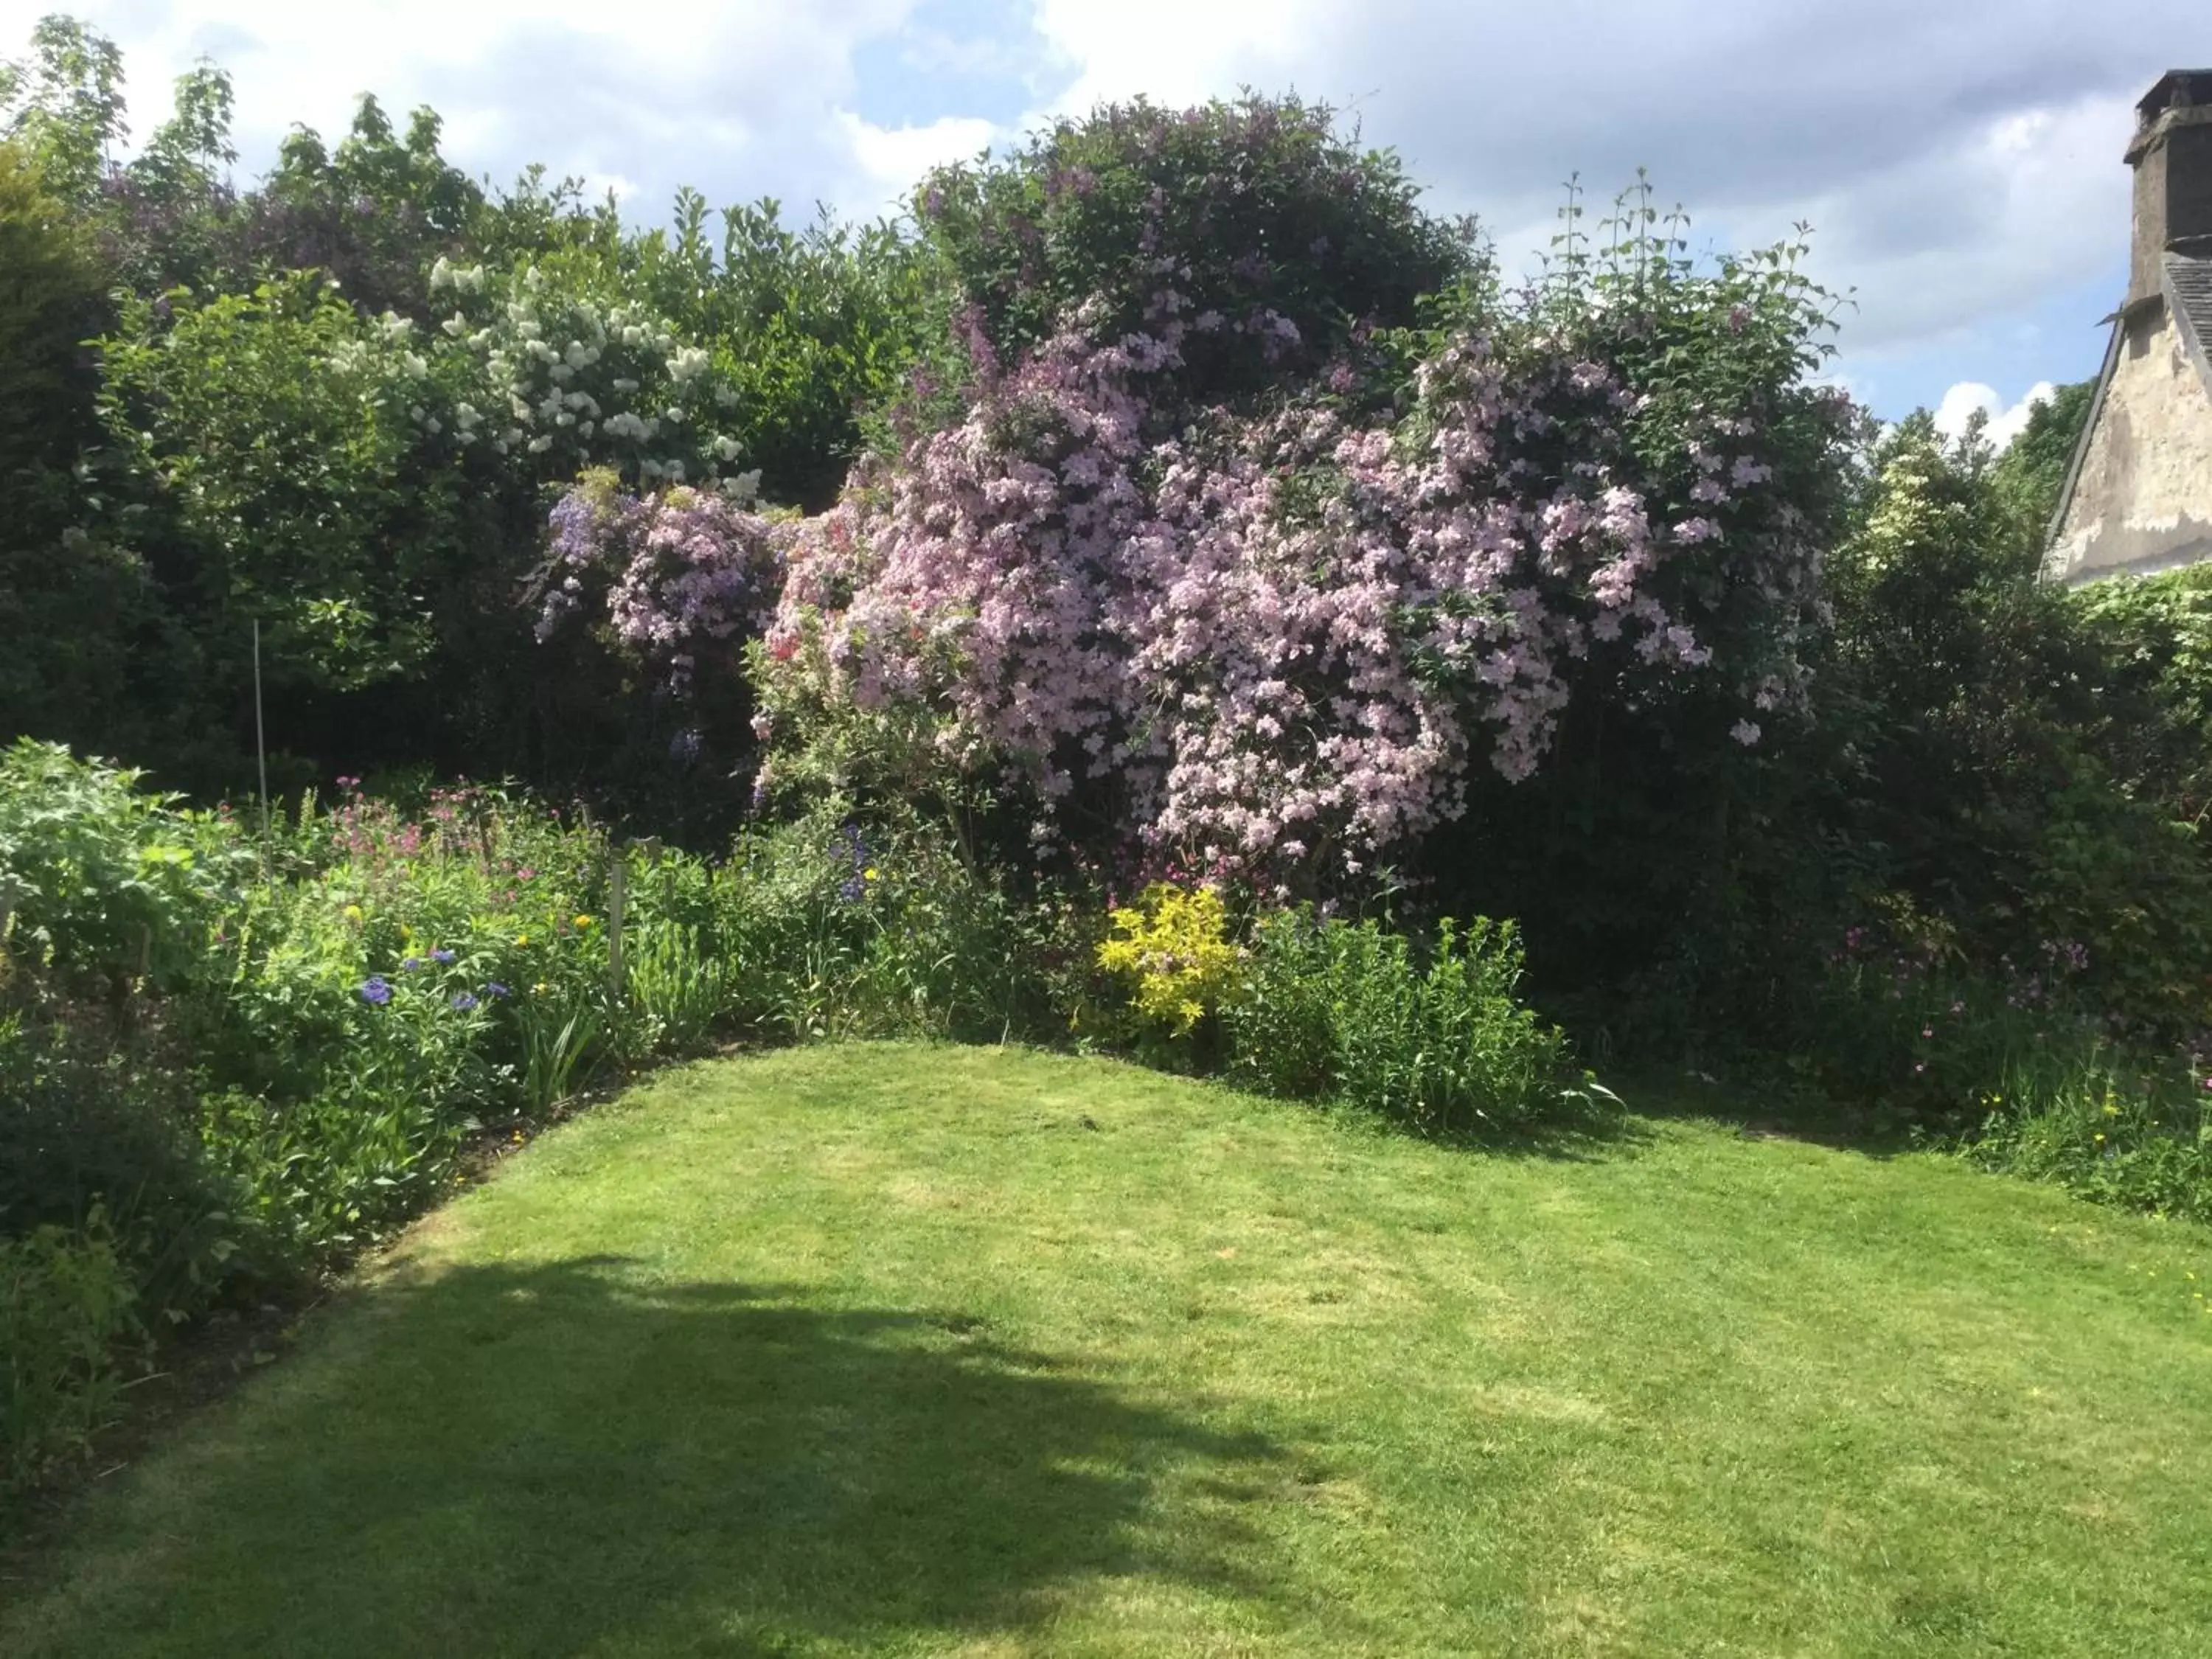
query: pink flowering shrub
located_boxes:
[741,271,1838,884]
[540,173,1854,892]
[536,470,786,698]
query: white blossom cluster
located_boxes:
[389,260,753,489]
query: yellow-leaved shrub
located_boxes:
[1095,883,1242,1036]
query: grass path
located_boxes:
[6,1043,2211,1656]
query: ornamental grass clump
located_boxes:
[624,922,731,1057]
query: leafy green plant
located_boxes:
[625,922,729,1056]
[0,740,243,994]
[1,1218,136,1494]
[1225,908,1578,1135]
[0,1009,250,1326]
[515,996,604,1113]
[1220,908,1340,1102]
[199,1086,463,1261]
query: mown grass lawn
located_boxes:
[7,1043,2211,1657]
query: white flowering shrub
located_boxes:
[98,258,763,706]
[420,258,754,493]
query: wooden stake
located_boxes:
[253,619,269,841]
[608,855,627,997]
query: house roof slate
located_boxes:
[2167,252,2212,391]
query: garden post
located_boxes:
[609,854,627,998]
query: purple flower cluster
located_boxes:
[753,310,1816,879]
[539,476,784,696]
[836,824,871,902]
[548,296,1829,881]
[361,966,509,1013]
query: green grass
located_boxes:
[7,1043,2212,1657]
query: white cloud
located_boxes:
[1031,0,1318,111]
[1792,94,2130,349]
[4,0,936,218]
[835,110,996,217]
[6,0,2201,412]
[1934,379,2058,449]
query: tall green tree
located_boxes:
[1987,379,2096,560]
[0,139,147,753]
[0,14,123,208]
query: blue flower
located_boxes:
[358,976,393,1006]
[484,981,511,999]
[450,991,479,1012]
[400,956,422,972]
[431,948,457,964]
[837,822,871,902]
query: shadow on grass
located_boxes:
[45,1255,1296,1657]
[1416,1093,1658,1164]
[1158,1060,1654,1165]
[1593,1063,1933,1158]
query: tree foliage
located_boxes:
[0,138,147,757]
[914,92,1480,419]
[0,136,99,472]
[0,14,124,207]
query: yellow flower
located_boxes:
[573,914,593,929]
[532,981,550,994]
[2102,1102,2120,1117]
[515,935,530,947]
[342,904,364,923]
[863,867,879,881]
[2094,1133,2107,1144]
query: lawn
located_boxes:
[5,1043,2211,1657]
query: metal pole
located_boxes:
[253,619,270,840]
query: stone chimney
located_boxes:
[2126,69,2212,307]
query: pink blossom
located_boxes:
[553,293,1834,883]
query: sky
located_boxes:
[4,0,2200,432]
